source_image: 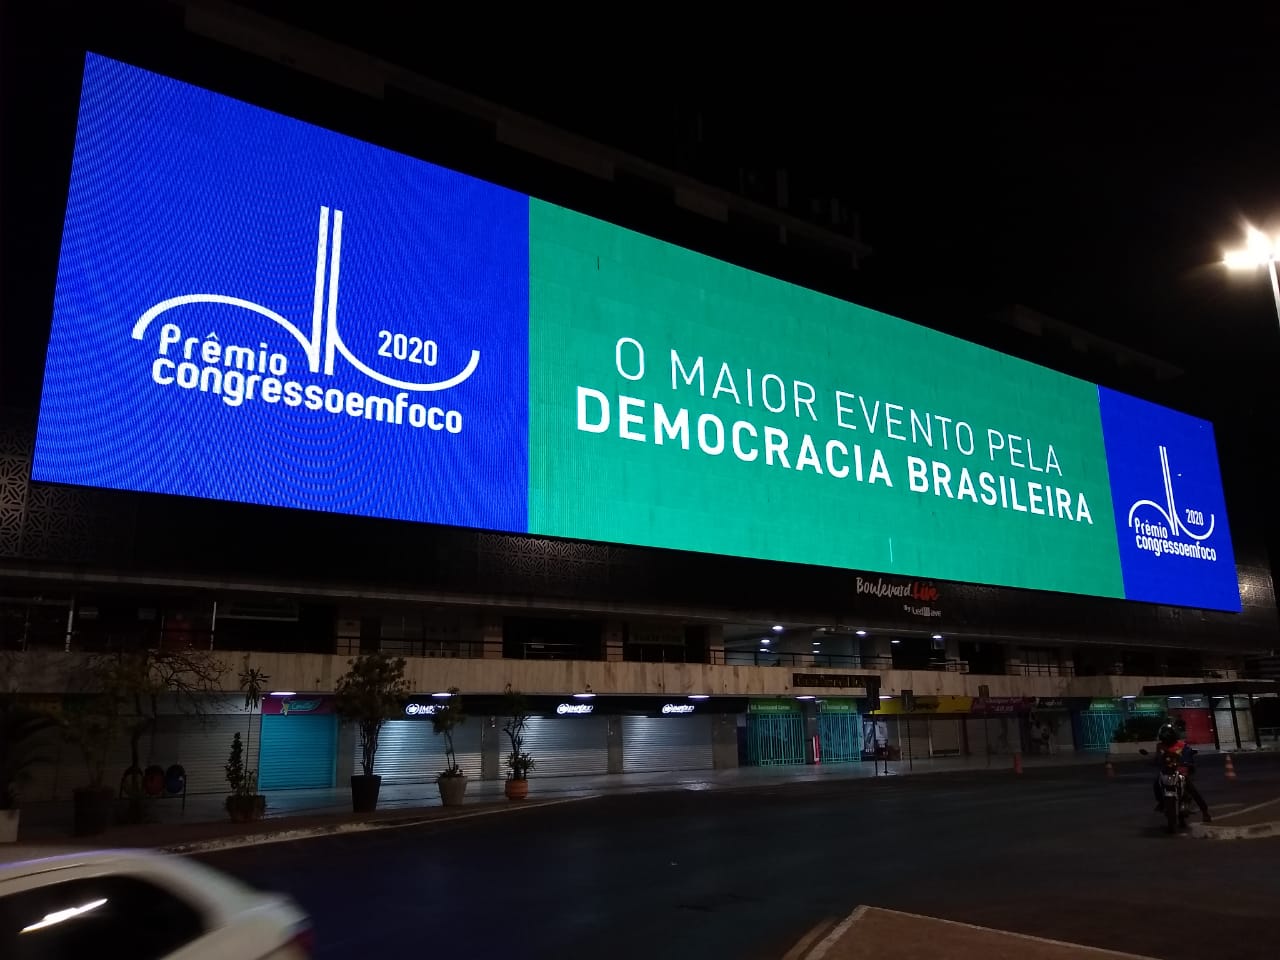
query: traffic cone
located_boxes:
[1224,752,1237,781]
[1013,751,1023,775]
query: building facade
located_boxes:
[2,3,1277,799]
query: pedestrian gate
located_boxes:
[817,711,861,763]
[747,713,806,766]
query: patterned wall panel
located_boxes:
[0,422,33,558]
[0,413,136,564]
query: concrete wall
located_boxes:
[4,649,1208,702]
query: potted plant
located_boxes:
[502,684,535,801]
[431,687,468,806]
[0,694,58,843]
[334,653,408,812]
[224,731,267,822]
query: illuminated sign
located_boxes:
[660,703,696,715]
[404,703,438,716]
[556,703,594,715]
[31,54,1241,612]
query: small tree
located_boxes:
[238,660,269,768]
[62,649,227,801]
[501,684,534,781]
[334,654,408,778]
[431,687,466,778]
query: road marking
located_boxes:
[1215,796,1280,820]
[806,904,870,959]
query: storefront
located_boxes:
[523,700,610,777]
[815,699,861,764]
[352,697,483,784]
[867,695,970,760]
[966,697,1034,756]
[19,694,258,800]
[258,695,338,790]
[621,701,714,774]
[747,700,806,766]
[1028,698,1075,755]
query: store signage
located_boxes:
[404,703,439,716]
[970,697,1035,715]
[817,699,856,713]
[855,576,943,619]
[556,702,594,715]
[749,700,800,714]
[1035,698,1067,710]
[661,703,696,714]
[793,673,880,690]
[875,695,973,716]
[262,697,332,716]
[1129,697,1167,714]
[31,54,1240,613]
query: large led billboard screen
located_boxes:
[32,54,1241,612]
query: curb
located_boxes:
[159,797,589,855]
[1188,819,1280,841]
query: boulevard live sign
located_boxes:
[793,673,880,691]
[32,53,1242,612]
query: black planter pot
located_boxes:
[72,786,114,837]
[350,774,382,812]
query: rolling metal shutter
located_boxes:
[522,716,608,777]
[621,716,713,773]
[929,718,962,756]
[259,715,337,790]
[19,712,255,800]
[353,720,482,784]
[902,719,931,759]
[163,714,261,794]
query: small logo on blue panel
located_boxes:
[131,206,479,430]
[1098,386,1238,612]
[1127,444,1220,562]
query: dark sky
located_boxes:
[225,3,1280,374]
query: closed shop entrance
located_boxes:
[523,710,609,777]
[816,701,860,763]
[259,712,338,790]
[622,713,714,773]
[747,701,805,766]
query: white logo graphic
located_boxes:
[556,702,594,715]
[132,206,479,390]
[405,703,438,716]
[660,703,695,715]
[1127,445,1218,561]
[129,207,480,433]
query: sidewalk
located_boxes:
[785,906,1158,960]
[0,751,1139,858]
[1190,794,1280,840]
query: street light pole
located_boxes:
[1224,226,1280,328]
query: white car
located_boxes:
[0,848,312,959]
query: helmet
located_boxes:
[1157,723,1179,747]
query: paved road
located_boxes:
[198,757,1280,960]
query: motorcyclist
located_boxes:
[1152,721,1210,822]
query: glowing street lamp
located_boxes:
[1223,226,1280,324]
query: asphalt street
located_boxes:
[198,756,1280,960]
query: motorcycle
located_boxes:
[1141,748,1192,833]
